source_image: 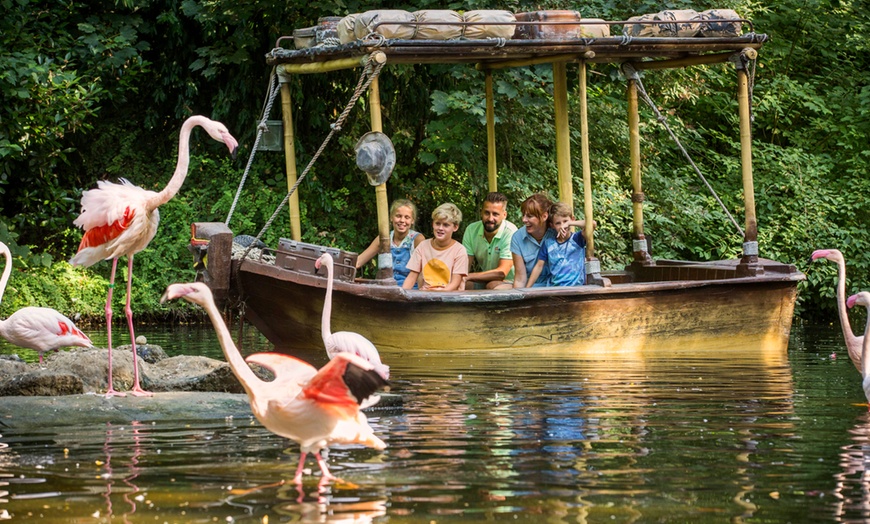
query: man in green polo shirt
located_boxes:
[461,192,518,290]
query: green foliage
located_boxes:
[2,0,870,325]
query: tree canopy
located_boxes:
[1,0,868,320]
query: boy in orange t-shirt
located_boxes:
[403,203,468,291]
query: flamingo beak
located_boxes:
[222,131,239,160]
[847,294,859,308]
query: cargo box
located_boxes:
[275,239,357,282]
[514,10,609,40]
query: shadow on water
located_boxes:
[0,321,869,522]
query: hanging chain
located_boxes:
[623,64,745,238]
[236,53,387,266]
[225,67,282,227]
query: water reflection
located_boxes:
[833,411,870,522]
[0,323,868,521]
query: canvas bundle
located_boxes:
[623,9,701,38]
[353,10,418,40]
[697,9,743,37]
[413,10,463,40]
[462,10,516,40]
[623,8,743,38]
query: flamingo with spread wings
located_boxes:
[160,282,388,484]
[0,241,92,364]
[71,116,238,396]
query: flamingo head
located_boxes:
[161,282,212,306]
[199,117,239,159]
[315,252,333,271]
[847,292,870,309]
[811,249,843,263]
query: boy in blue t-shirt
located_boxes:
[526,202,590,287]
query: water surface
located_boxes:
[0,322,868,522]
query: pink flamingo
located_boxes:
[0,241,92,364]
[315,253,389,380]
[160,282,388,484]
[71,116,238,397]
[812,249,863,371]
[846,292,870,407]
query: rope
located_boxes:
[624,64,745,238]
[225,67,281,226]
[236,53,387,265]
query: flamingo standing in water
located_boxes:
[71,116,238,397]
[812,249,863,370]
[0,241,92,364]
[160,282,388,484]
[846,292,870,407]
[315,253,389,380]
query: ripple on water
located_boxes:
[0,323,869,521]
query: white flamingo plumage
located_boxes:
[812,249,863,371]
[0,241,92,364]
[846,291,870,408]
[71,116,238,397]
[160,282,388,484]
[315,253,389,380]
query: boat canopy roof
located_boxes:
[267,20,767,69]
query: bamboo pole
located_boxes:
[485,70,497,192]
[280,82,302,241]
[280,56,371,75]
[627,77,652,265]
[736,58,759,274]
[631,52,734,71]
[369,76,394,280]
[579,60,594,260]
[553,61,572,209]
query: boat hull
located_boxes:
[232,259,800,356]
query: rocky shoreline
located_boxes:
[0,345,400,428]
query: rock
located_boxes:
[0,392,256,428]
[116,343,168,364]
[0,371,84,396]
[148,356,245,393]
[0,346,403,427]
[0,347,247,395]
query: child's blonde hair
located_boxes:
[547,202,574,225]
[432,203,462,225]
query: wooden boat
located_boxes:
[191,11,804,355]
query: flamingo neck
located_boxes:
[837,258,856,342]
[322,259,334,346]
[198,290,263,395]
[146,116,206,211]
[862,310,870,378]
[0,243,10,307]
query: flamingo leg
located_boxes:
[125,255,152,397]
[105,258,125,398]
[314,452,338,482]
[293,452,308,484]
